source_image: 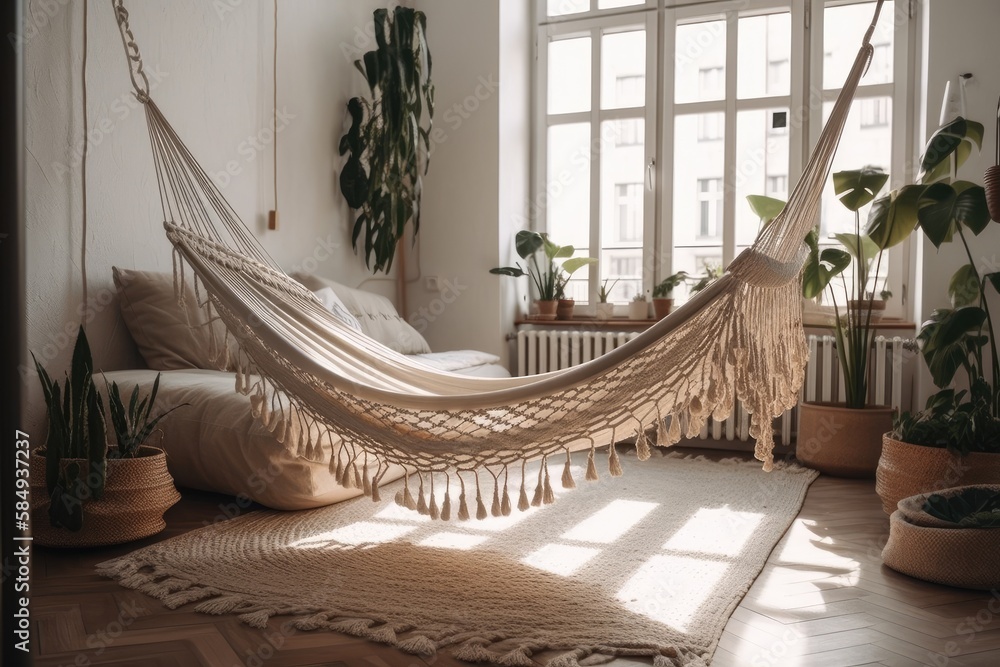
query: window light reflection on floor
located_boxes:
[418,532,490,550]
[522,543,601,576]
[561,499,658,544]
[663,507,764,557]
[288,521,418,548]
[616,554,729,632]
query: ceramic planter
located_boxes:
[628,300,648,321]
[847,299,887,324]
[596,303,614,320]
[30,446,180,548]
[652,298,673,320]
[556,299,575,320]
[875,436,1000,514]
[534,299,558,320]
[795,402,893,478]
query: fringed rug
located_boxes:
[98,450,817,666]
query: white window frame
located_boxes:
[532,0,916,319]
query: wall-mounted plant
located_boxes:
[339,7,434,274]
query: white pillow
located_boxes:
[313,287,364,333]
[291,272,432,355]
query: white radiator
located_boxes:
[515,331,909,445]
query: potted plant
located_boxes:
[555,279,575,321]
[30,326,186,547]
[864,117,1000,512]
[689,264,723,296]
[596,278,618,321]
[793,167,895,477]
[628,292,648,321]
[491,231,595,321]
[652,271,688,320]
[881,485,1000,589]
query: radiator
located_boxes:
[515,331,909,445]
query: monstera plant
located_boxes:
[339,7,434,274]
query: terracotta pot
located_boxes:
[795,402,893,478]
[876,436,1000,514]
[596,302,614,321]
[30,446,180,548]
[628,300,648,321]
[652,297,673,320]
[556,299,575,320]
[534,299,558,321]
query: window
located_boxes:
[697,178,723,239]
[536,0,912,314]
[615,183,644,242]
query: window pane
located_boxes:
[548,37,592,114]
[548,0,590,18]
[673,114,724,304]
[547,123,592,252]
[675,20,727,104]
[824,1,895,89]
[598,0,645,9]
[601,119,646,302]
[602,30,646,110]
[735,108,790,247]
[737,13,791,99]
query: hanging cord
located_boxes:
[81,0,89,325]
[273,0,278,215]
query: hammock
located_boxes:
[111,0,884,519]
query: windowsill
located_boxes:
[804,318,916,332]
[513,316,917,332]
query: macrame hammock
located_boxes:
[111,0,884,520]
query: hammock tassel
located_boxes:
[362,464,372,497]
[517,462,530,512]
[429,476,440,520]
[666,413,682,446]
[531,458,545,507]
[334,450,344,481]
[339,458,354,489]
[561,449,576,489]
[475,473,488,520]
[542,458,555,505]
[490,477,501,517]
[635,427,652,461]
[501,483,511,517]
[656,409,669,446]
[441,475,452,521]
[416,474,429,515]
[457,474,470,521]
[403,475,417,511]
[353,461,363,490]
[371,470,382,503]
[609,441,623,478]
[586,443,599,481]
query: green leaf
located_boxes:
[923,487,1000,528]
[832,167,888,212]
[866,186,923,250]
[514,230,544,260]
[985,272,1000,294]
[917,183,959,248]
[746,195,786,224]
[917,307,988,387]
[802,247,850,299]
[948,264,980,308]
[490,266,527,278]
[560,256,597,276]
[833,233,879,265]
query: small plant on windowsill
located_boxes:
[596,278,618,320]
[628,291,649,321]
[652,271,689,320]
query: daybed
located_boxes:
[104,267,509,510]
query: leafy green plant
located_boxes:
[923,486,1000,528]
[339,7,434,274]
[653,271,689,298]
[33,326,106,531]
[690,264,723,295]
[105,374,188,459]
[598,278,619,304]
[632,292,647,303]
[491,231,596,302]
[869,117,999,451]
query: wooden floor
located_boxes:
[31,456,1000,667]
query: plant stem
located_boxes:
[956,225,1000,416]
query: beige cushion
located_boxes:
[113,267,236,371]
[291,272,432,355]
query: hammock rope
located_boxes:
[110,0,884,518]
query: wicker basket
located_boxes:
[985,165,1000,222]
[795,403,893,478]
[875,436,1000,515]
[882,485,1000,590]
[30,446,180,548]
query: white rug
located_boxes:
[98,450,817,666]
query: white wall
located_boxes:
[913,0,1000,406]
[24,0,386,433]
[404,0,531,365]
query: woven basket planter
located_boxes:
[30,446,180,548]
[795,403,893,478]
[875,436,1000,515]
[882,485,1000,590]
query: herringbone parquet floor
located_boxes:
[30,453,1000,667]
